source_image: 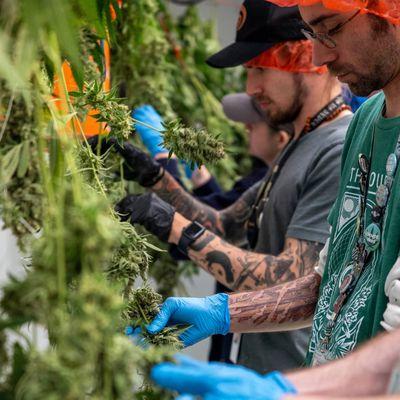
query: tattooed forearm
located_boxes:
[229,273,321,333]
[152,171,224,235]
[187,230,323,291]
[219,181,262,244]
[152,171,261,244]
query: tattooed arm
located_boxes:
[229,273,321,332]
[169,212,323,291]
[151,171,261,244]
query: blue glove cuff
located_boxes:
[264,372,298,396]
[131,106,166,157]
[210,293,230,336]
[146,140,166,159]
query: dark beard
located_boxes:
[341,64,391,97]
[348,78,385,97]
[267,75,306,125]
[329,16,400,96]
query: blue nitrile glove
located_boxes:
[124,326,148,348]
[151,355,298,400]
[132,105,166,157]
[147,293,230,347]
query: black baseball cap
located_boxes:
[206,0,305,69]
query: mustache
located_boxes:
[327,62,355,77]
[253,95,272,105]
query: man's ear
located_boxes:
[277,130,291,149]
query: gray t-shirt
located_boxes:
[238,114,352,374]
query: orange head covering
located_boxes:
[265,0,400,24]
[245,39,328,74]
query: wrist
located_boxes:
[140,165,165,187]
[177,221,206,255]
[208,293,231,336]
[147,143,166,159]
[218,293,231,335]
[191,167,212,189]
[153,152,170,161]
[168,213,191,245]
[262,372,298,396]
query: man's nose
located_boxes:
[246,72,263,97]
[312,40,337,68]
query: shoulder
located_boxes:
[341,92,384,162]
[321,113,353,146]
[305,114,352,163]
[345,92,384,138]
[354,91,385,117]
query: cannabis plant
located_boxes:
[0,1,185,399]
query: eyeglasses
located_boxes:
[301,10,361,49]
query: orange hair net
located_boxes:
[245,40,328,74]
[265,0,400,24]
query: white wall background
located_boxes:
[168,0,242,47]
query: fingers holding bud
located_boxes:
[88,135,164,187]
[87,134,118,156]
[115,193,175,242]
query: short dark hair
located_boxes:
[368,13,390,35]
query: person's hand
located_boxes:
[87,134,116,156]
[151,355,297,400]
[146,294,230,347]
[113,141,164,187]
[115,193,175,242]
[88,135,164,187]
[132,105,166,157]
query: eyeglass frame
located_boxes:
[301,10,361,49]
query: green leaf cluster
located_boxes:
[71,81,133,141]
[112,0,173,116]
[0,2,187,398]
[163,119,225,169]
[0,92,42,249]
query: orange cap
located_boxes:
[265,0,400,24]
[245,39,328,74]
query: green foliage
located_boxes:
[112,0,173,115]
[71,81,133,141]
[0,0,117,94]
[0,93,42,249]
[162,119,225,169]
[122,285,184,350]
[0,2,182,395]
[0,2,250,398]
[111,3,249,295]
[160,5,249,187]
[107,222,153,284]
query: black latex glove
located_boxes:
[114,141,164,187]
[88,135,164,187]
[87,135,116,156]
[115,192,175,242]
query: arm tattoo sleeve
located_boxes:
[229,273,321,333]
[188,232,323,291]
[152,171,261,244]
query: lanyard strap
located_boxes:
[246,95,347,238]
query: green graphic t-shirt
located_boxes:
[307,93,400,365]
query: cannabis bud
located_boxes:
[162,119,225,169]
